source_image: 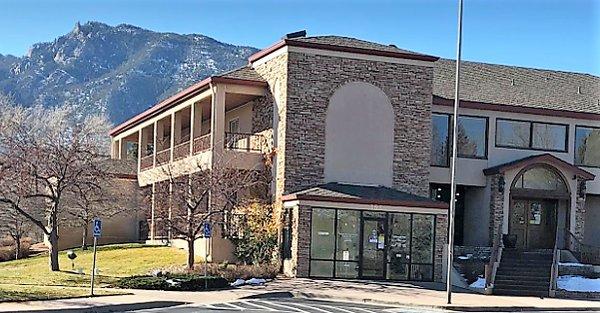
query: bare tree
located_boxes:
[151,156,269,269]
[0,203,31,260]
[0,101,111,271]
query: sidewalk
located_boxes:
[242,278,600,311]
[0,278,598,312]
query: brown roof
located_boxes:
[483,153,595,180]
[219,66,266,82]
[282,182,448,209]
[289,36,431,57]
[434,59,600,116]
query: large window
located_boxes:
[496,119,568,152]
[309,208,436,281]
[431,114,451,167]
[575,126,600,167]
[431,114,488,166]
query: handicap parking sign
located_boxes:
[203,222,211,238]
[93,219,102,238]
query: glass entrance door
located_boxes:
[361,218,386,279]
[509,199,557,250]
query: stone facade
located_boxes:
[574,178,587,244]
[283,52,433,197]
[434,214,448,282]
[295,205,312,277]
[488,174,505,246]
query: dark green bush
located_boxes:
[114,274,228,291]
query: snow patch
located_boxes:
[469,276,486,289]
[557,275,600,292]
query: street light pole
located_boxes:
[447,0,464,305]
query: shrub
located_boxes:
[150,262,279,282]
[231,202,279,265]
[114,274,228,291]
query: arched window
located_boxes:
[512,165,568,193]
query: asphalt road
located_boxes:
[126,298,597,313]
[127,298,437,313]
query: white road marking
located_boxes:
[241,300,278,311]
[220,302,247,310]
[286,302,337,313]
[254,300,310,313]
[345,307,379,313]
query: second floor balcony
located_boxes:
[110,75,271,186]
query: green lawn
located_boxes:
[0,243,189,301]
[0,284,126,302]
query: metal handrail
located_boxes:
[484,222,503,293]
[224,132,264,152]
[566,229,600,265]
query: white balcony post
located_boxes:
[170,112,175,162]
[153,121,158,167]
[137,129,142,173]
[210,84,226,165]
[188,104,195,156]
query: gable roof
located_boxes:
[434,59,600,117]
[282,182,448,209]
[483,153,595,180]
[248,35,439,63]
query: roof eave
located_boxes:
[281,193,449,209]
[109,76,268,137]
[483,153,596,181]
[248,39,440,64]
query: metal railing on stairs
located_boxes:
[484,223,504,294]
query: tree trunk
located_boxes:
[81,225,88,250]
[187,238,195,269]
[14,236,21,260]
[48,230,60,271]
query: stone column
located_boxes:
[435,214,448,282]
[488,174,505,246]
[296,205,312,277]
[572,178,587,251]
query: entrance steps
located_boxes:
[493,250,553,297]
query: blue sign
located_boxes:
[93,219,102,238]
[203,222,211,238]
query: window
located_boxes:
[457,116,487,158]
[310,208,335,277]
[431,114,488,166]
[431,114,450,167]
[496,119,568,152]
[575,126,600,167]
[513,166,568,193]
[228,118,239,133]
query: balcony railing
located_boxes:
[225,132,264,152]
[173,140,190,161]
[156,149,170,165]
[193,134,211,154]
[140,155,153,170]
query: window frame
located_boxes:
[431,113,489,168]
[574,124,600,169]
[495,118,569,153]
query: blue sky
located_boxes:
[1,0,598,75]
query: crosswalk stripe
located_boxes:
[314,304,358,313]
[350,307,379,313]
[220,302,247,310]
[286,302,337,313]
[254,300,311,313]
[241,300,278,311]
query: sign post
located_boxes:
[91,218,102,296]
[203,222,211,290]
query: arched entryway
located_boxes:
[508,164,570,250]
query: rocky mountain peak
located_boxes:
[0,21,258,125]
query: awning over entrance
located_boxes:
[483,153,595,181]
[282,182,448,210]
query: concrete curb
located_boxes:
[290,291,600,312]
[0,301,188,313]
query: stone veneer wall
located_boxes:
[571,178,587,251]
[252,53,289,211]
[295,205,312,277]
[284,52,434,197]
[435,214,448,282]
[488,174,505,246]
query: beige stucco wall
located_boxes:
[324,81,395,187]
[55,213,144,250]
[429,105,600,195]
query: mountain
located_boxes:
[0,22,258,124]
